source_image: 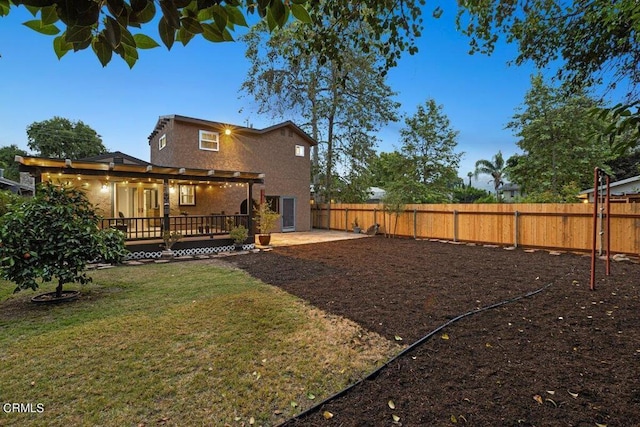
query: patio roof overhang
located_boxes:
[15,156,265,185]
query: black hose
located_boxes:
[278,282,553,426]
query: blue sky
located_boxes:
[1,4,548,187]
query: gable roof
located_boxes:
[148,115,317,146]
[581,175,640,195]
[79,151,151,166]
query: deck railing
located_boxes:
[100,214,250,240]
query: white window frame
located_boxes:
[179,184,196,206]
[295,145,305,157]
[199,130,219,151]
[159,134,166,151]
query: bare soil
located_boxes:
[229,236,640,427]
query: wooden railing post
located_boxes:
[345,208,349,232]
[413,209,417,239]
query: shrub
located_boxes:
[98,228,128,264]
[253,202,280,234]
[229,225,248,244]
[0,183,105,297]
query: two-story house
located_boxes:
[148,115,315,233]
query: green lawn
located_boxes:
[0,261,399,427]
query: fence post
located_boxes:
[514,210,520,248]
[345,208,349,232]
[413,209,417,239]
[327,203,331,230]
[453,210,458,242]
[374,208,377,227]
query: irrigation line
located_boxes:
[277,282,553,426]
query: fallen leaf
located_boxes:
[392,414,400,422]
[485,342,492,348]
[249,417,255,425]
[394,335,403,341]
[533,394,543,404]
[441,333,450,340]
[451,414,458,423]
[388,400,395,409]
[568,391,579,398]
[290,401,298,408]
[307,393,315,400]
[323,411,333,419]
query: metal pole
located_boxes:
[590,167,599,291]
[606,174,611,276]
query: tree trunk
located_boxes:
[56,279,63,298]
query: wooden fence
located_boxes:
[311,203,640,255]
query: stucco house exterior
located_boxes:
[580,175,640,203]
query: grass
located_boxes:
[0,261,400,427]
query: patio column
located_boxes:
[162,178,170,233]
[247,180,254,236]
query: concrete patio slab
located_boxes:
[262,229,368,247]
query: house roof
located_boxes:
[0,175,33,194]
[79,151,151,165]
[15,155,265,184]
[148,115,318,147]
[581,175,640,195]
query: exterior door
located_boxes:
[281,197,295,232]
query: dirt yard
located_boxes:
[230,236,640,427]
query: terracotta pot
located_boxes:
[258,234,271,246]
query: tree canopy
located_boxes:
[457,0,640,151]
[1,0,430,70]
[26,116,107,159]
[0,144,28,181]
[506,75,617,197]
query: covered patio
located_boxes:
[16,155,265,254]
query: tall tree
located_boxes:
[474,150,506,199]
[399,100,462,202]
[1,0,429,70]
[506,75,616,196]
[26,116,107,159]
[0,145,28,181]
[457,0,640,152]
[242,16,399,203]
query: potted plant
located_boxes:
[229,225,248,251]
[253,202,281,246]
[161,231,182,258]
[352,217,361,234]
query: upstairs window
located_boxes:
[159,134,166,150]
[295,145,305,157]
[199,130,219,151]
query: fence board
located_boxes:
[312,203,640,255]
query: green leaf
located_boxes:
[120,43,138,68]
[225,4,248,26]
[120,26,136,46]
[53,34,72,59]
[290,4,310,24]
[159,0,181,29]
[222,28,233,42]
[0,0,10,16]
[104,16,122,49]
[158,16,175,49]
[211,4,227,32]
[177,27,195,46]
[131,0,155,24]
[23,19,59,35]
[265,8,277,31]
[40,5,58,25]
[24,5,38,17]
[92,35,113,67]
[270,0,286,27]
[202,23,223,42]
[181,15,203,34]
[133,33,159,49]
[65,25,92,43]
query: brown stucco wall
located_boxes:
[149,119,312,231]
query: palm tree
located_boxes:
[474,151,506,200]
[467,171,473,188]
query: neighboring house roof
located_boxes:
[79,151,151,166]
[500,183,521,192]
[0,174,33,194]
[148,115,318,147]
[367,187,386,200]
[581,175,640,195]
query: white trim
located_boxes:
[159,134,166,150]
[295,145,305,157]
[199,130,219,151]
